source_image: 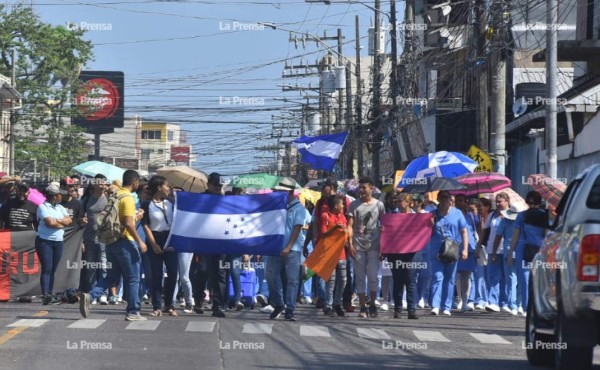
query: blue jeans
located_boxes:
[343,255,355,306]
[415,251,430,304]
[254,256,268,297]
[79,239,106,293]
[429,257,458,312]
[487,255,506,307]
[35,237,63,295]
[176,252,194,306]
[325,260,347,308]
[90,238,142,315]
[228,255,242,304]
[266,251,301,313]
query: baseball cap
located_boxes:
[45,183,61,195]
[207,172,223,186]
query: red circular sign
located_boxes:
[75,78,120,121]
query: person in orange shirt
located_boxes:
[320,195,348,316]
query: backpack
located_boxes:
[96,192,132,245]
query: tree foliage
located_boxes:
[0,3,94,180]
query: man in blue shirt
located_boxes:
[266,178,308,321]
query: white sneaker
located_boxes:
[485,304,500,312]
[510,309,518,316]
[517,306,525,315]
[442,310,451,316]
[304,296,312,304]
[520,311,527,317]
[260,305,275,313]
[417,298,425,309]
[402,300,407,310]
[475,303,486,310]
[388,302,395,309]
[374,299,381,307]
[467,302,475,310]
[461,304,474,312]
[99,295,108,305]
[430,307,439,315]
[380,303,389,311]
[501,306,512,314]
[91,299,97,305]
[456,300,463,310]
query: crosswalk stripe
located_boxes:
[7,319,49,328]
[242,323,272,334]
[469,333,512,344]
[126,321,161,331]
[357,328,390,340]
[412,330,451,342]
[185,321,216,332]
[68,320,106,329]
[299,325,330,337]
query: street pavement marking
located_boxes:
[0,311,48,346]
[242,323,272,334]
[7,319,49,328]
[412,330,451,342]
[126,321,161,331]
[357,328,391,340]
[469,333,512,344]
[68,319,106,329]
[185,321,216,332]
[299,325,331,337]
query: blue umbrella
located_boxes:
[72,161,125,183]
[398,151,478,187]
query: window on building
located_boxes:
[167,130,174,141]
[157,149,164,155]
[142,130,162,140]
[141,149,151,159]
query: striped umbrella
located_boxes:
[450,172,512,196]
[527,174,567,209]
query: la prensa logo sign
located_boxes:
[74,78,120,121]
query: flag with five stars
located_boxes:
[166,191,287,255]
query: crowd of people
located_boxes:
[0,171,551,322]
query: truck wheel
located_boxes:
[555,295,594,370]
[526,279,556,367]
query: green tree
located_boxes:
[0,3,94,181]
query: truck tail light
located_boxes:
[577,234,600,281]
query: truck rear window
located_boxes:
[587,175,600,209]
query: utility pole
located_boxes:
[355,15,364,176]
[336,28,344,131]
[389,0,403,170]
[546,0,558,178]
[372,0,383,184]
[345,61,354,178]
[475,0,489,152]
[490,0,508,175]
[9,48,16,176]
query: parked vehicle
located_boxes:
[527,164,600,370]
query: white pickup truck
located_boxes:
[527,164,600,370]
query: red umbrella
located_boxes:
[527,174,567,209]
[450,172,511,196]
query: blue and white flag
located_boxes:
[292,132,348,171]
[166,192,287,255]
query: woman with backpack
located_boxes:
[142,175,179,316]
[507,190,549,313]
[36,183,72,305]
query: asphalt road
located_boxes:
[1,300,599,370]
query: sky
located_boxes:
[27,0,404,176]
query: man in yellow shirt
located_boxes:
[79,170,148,321]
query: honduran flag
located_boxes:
[292,132,348,171]
[166,191,287,256]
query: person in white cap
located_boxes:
[492,203,524,316]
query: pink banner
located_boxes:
[380,213,433,254]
